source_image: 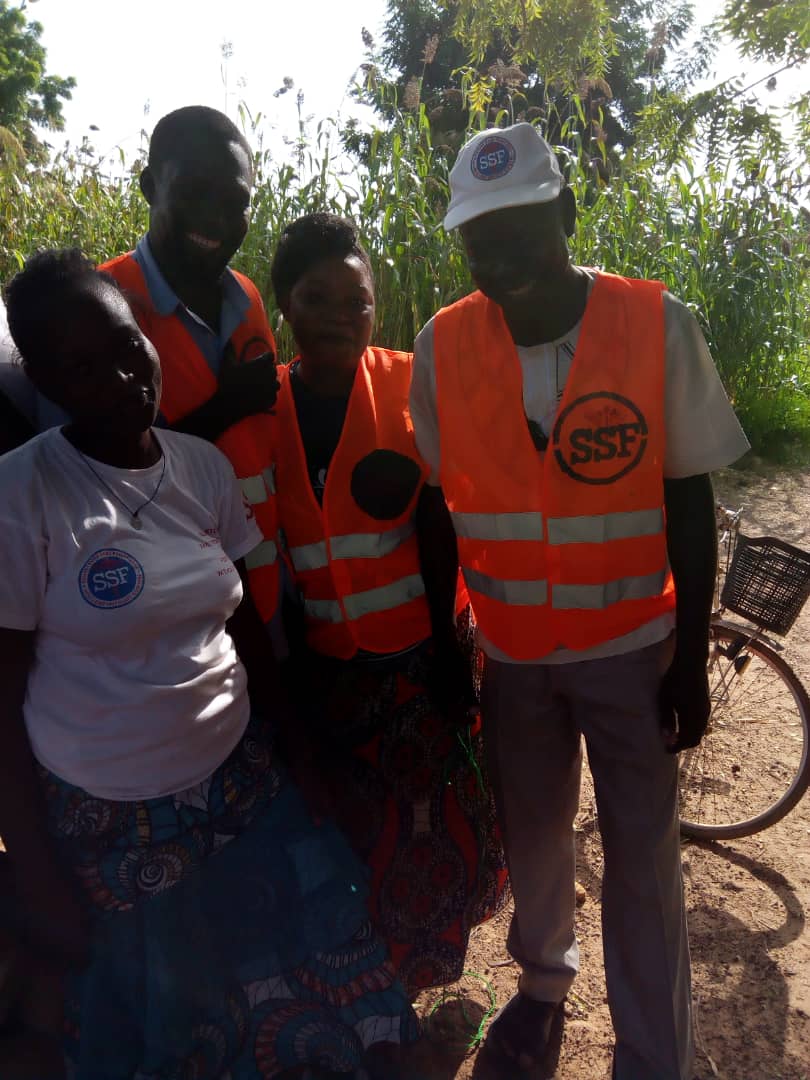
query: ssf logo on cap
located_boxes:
[444,122,563,231]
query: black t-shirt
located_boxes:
[289,362,350,504]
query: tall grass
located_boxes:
[0,146,148,274]
[1,108,808,452]
[240,107,471,359]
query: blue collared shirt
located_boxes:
[132,236,252,378]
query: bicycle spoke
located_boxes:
[679,626,810,837]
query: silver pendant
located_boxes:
[131,515,143,530]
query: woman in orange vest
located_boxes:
[270,213,508,996]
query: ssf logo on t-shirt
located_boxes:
[79,549,145,609]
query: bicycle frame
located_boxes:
[679,503,810,838]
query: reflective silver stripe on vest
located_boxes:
[547,508,664,546]
[290,521,415,573]
[304,597,344,623]
[452,511,543,541]
[330,521,415,561]
[552,569,667,610]
[463,567,548,606]
[290,540,329,572]
[343,574,425,620]
[240,474,268,506]
[244,540,278,570]
[305,574,426,624]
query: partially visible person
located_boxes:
[269,213,509,997]
[0,106,281,631]
[0,248,418,1079]
[0,295,8,353]
[410,123,750,1078]
[0,298,35,452]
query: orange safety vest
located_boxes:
[433,271,676,662]
[273,348,436,659]
[99,251,280,621]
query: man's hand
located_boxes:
[663,473,716,754]
[171,351,281,441]
[659,653,710,753]
[219,351,280,425]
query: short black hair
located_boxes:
[4,247,122,368]
[148,105,252,176]
[271,213,372,308]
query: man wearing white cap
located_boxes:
[409,122,749,1078]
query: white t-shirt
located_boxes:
[409,271,751,665]
[0,428,263,799]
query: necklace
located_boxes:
[73,440,166,530]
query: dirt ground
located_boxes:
[413,461,810,1080]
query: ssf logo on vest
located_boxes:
[552,392,648,485]
[79,549,145,609]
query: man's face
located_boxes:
[144,138,252,282]
[460,200,571,305]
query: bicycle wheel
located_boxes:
[679,620,810,840]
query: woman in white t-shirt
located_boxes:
[0,250,417,1079]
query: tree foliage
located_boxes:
[721,0,810,66]
[449,0,614,86]
[3,104,808,453]
[363,0,708,156]
[0,0,75,162]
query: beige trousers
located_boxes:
[481,638,694,1080]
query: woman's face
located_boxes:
[283,254,375,368]
[29,280,162,436]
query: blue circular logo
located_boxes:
[471,136,516,181]
[79,549,145,609]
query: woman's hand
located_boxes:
[280,725,334,824]
[0,935,66,1079]
[11,858,90,974]
[0,629,88,973]
[429,635,478,726]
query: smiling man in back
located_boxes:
[0,106,281,626]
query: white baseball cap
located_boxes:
[444,122,563,231]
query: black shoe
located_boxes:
[483,993,563,1074]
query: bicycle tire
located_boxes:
[679,620,810,840]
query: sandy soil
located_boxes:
[413,463,810,1080]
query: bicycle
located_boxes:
[678,504,810,840]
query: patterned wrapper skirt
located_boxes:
[297,622,510,997]
[39,716,419,1079]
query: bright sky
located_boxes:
[33,0,387,165]
[31,0,808,168]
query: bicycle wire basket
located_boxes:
[721,533,810,636]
